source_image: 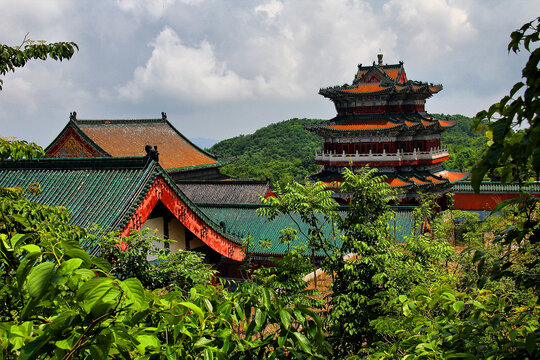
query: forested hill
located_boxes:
[208,118,323,183]
[437,114,485,171]
[208,115,484,182]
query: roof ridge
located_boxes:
[76,118,166,125]
[0,156,149,170]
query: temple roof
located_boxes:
[199,204,414,256]
[176,180,273,205]
[0,157,241,253]
[306,113,455,135]
[45,113,220,171]
[319,60,442,99]
[311,168,468,193]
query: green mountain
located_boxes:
[208,114,484,182]
[209,118,323,183]
[437,114,485,171]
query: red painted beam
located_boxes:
[120,176,245,261]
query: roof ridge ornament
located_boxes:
[161,112,167,121]
[145,145,159,162]
[69,111,77,121]
[377,50,383,65]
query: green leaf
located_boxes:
[63,245,91,267]
[452,300,465,313]
[254,308,265,329]
[20,244,41,254]
[12,233,33,249]
[19,336,50,360]
[58,258,83,275]
[91,256,112,272]
[27,262,55,299]
[179,301,204,323]
[280,309,292,330]
[293,332,312,354]
[119,278,147,311]
[16,251,41,289]
[134,334,160,354]
[525,333,537,355]
[195,337,214,347]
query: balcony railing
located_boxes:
[315,146,449,163]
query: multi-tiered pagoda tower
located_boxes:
[307,54,468,204]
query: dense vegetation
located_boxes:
[209,114,483,182]
[209,118,323,183]
[438,113,485,171]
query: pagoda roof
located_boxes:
[45,113,220,171]
[311,168,468,194]
[306,113,455,135]
[0,156,243,257]
[319,61,442,99]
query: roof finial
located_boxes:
[377,49,383,66]
[161,112,167,120]
[69,111,77,121]
[145,145,159,162]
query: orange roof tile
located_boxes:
[409,176,427,184]
[421,120,435,126]
[426,176,443,183]
[77,120,218,170]
[382,68,400,80]
[329,119,399,130]
[405,121,418,126]
[385,177,409,187]
[344,83,387,93]
[435,170,469,183]
[439,120,454,126]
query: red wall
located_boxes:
[453,193,522,210]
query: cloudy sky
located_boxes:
[1,0,539,147]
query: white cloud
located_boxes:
[118,27,269,102]
[383,0,476,58]
[255,0,284,19]
[116,0,204,19]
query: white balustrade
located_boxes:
[315,146,449,163]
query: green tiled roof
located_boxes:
[198,204,415,256]
[0,157,241,253]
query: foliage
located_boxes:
[261,167,400,357]
[438,114,486,171]
[252,248,323,308]
[98,228,216,292]
[472,17,540,187]
[466,17,540,301]
[0,184,331,358]
[0,37,78,90]
[209,118,323,183]
[0,137,44,161]
[369,284,539,360]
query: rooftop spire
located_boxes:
[377,49,383,65]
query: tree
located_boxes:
[472,17,540,187]
[470,17,540,296]
[261,167,399,357]
[1,36,78,91]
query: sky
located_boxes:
[1,0,539,148]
